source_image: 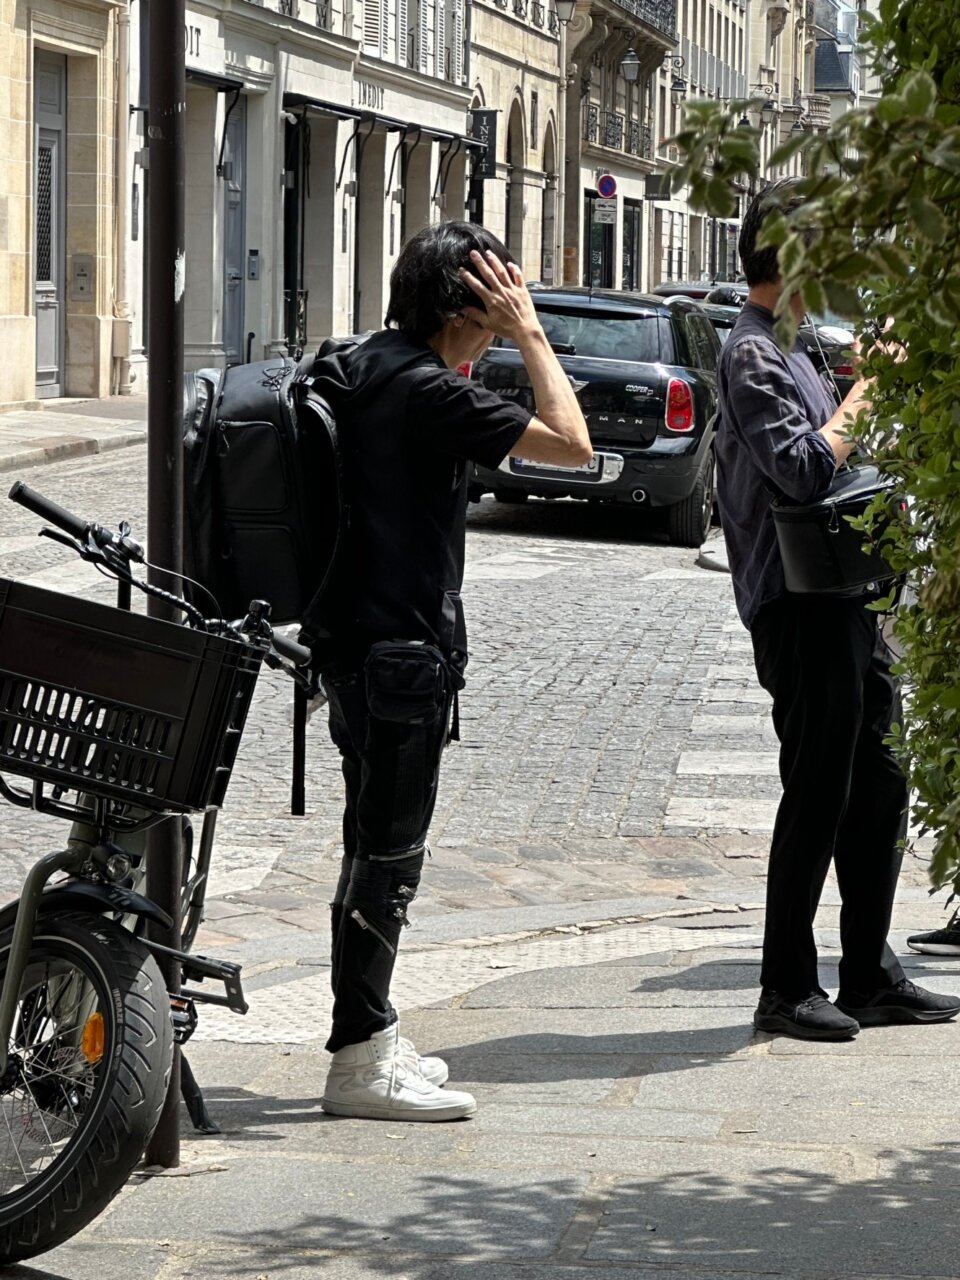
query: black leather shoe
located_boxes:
[754,991,859,1040]
[836,978,960,1026]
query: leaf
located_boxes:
[822,279,861,317]
[909,194,948,242]
[901,69,938,118]
[874,241,912,279]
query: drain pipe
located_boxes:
[113,2,133,394]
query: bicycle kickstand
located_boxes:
[180,1053,222,1135]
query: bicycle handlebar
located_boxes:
[9,482,90,542]
[270,630,312,667]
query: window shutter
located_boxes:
[418,0,430,74]
[363,0,382,54]
[397,0,408,66]
[382,0,396,60]
[452,0,464,83]
[435,0,445,78]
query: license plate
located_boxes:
[513,455,601,476]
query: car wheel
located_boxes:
[668,452,715,548]
[493,488,529,505]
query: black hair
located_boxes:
[385,222,515,341]
[738,179,810,287]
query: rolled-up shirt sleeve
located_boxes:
[725,337,837,503]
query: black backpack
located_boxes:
[181,356,345,626]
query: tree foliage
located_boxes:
[667,0,960,888]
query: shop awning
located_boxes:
[282,92,486,154]
[186,68,245,92]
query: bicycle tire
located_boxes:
[0,913,173,1264]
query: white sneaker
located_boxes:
[321,1025,475,1122]
[398,1035,449,1087]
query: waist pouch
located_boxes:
[364,640,465,726]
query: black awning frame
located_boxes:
[283,91,486,156]
[186,67,244,92]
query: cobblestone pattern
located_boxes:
[0,448,931,928]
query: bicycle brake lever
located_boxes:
[39,526,86,555]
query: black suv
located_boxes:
[470,288,720,547]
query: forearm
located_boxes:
[515,327,590,452]
[819,379,871,465]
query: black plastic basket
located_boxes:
[772,464,901,594]
[0,577,263,813]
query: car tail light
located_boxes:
[665,378,694,431]
[833,363,854,376]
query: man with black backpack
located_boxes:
[303,223,591,1121]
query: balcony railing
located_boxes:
[602,110,624,148]
[532,0,545,24]
[627,119,653,158]
[584,104,654,161]
[548,8,559,31]
[513,0,528,15]
[611,0,676,40]
[584,103,599,143]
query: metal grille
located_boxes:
[532,0,544,23]
[278,0,299,14]
[513,0,527,16]
[315,0,330,24]
[36,146,53,282]
[603,111,624,149]
[548,8,559,32]
[584,103,599,143]
[628,120,654,158]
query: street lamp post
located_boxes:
[144,0,186,1170]
[668,55,687,106]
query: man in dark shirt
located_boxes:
[307,223,592,1119]
[716,183,960,1040]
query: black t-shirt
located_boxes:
[309,330,531,664]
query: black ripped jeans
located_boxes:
[324,673,451,1053]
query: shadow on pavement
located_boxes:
[168,1144,960,1278]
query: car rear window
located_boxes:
[499,309,661,362]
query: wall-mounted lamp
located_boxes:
[751,83,777,126]
[620,49,641,84]
[668,56,687,105]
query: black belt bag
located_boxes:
[364,640,464,727]
[771,464,904,594]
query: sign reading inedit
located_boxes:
[597,174,617,199]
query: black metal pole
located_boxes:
[144,0,185,1170]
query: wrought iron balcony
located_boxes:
[513,0,528,16]
[609,0,676,40]
[627,119,653,158]
[602,110,624,149]
[277,0,298,15]
[532,0,545,24]
[548,8,559,31]
[315,0,330,26]
[584,103,599,143]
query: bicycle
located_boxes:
[0,480,311,1264]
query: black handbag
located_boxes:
[771,464,903,594]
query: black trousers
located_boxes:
[323,673,451,1053]
[750,593,907,1000]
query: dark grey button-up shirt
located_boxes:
[715,301,839,627]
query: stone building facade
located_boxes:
[0,0,125,405]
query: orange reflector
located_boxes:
[82,1012,105,1064]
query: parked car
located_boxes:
[469,287,720,547]
[650,280,716,300]
[694,300,856,400]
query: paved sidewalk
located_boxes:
[0,396,147,473]
[27,924,960,1280]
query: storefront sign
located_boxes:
[184,23,202,57]
[644,174,670,201]
[356,79,385,111]
[470,109,498,180]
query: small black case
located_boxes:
[772,464,902,594]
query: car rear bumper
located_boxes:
[475,432,713,508]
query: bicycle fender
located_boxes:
[0,881,173,936]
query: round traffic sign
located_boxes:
[597,174,617,199]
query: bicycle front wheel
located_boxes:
[0,913,173,1264]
